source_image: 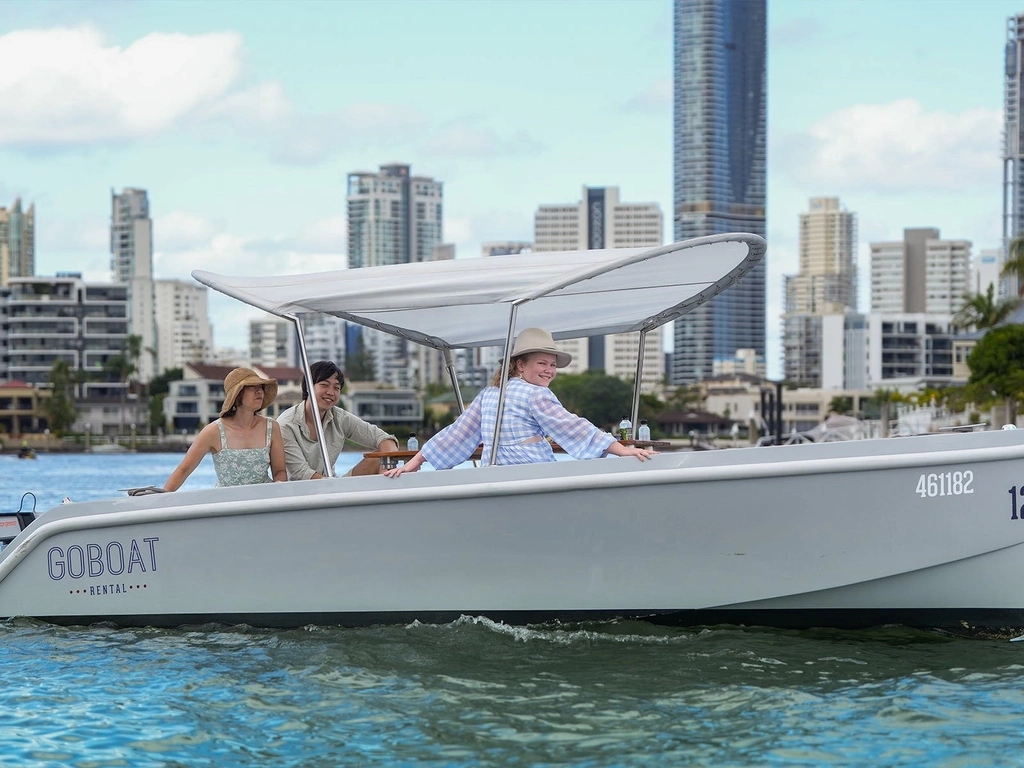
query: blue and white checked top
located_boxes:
[421,377,617,469]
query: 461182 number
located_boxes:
[915,470,974,498]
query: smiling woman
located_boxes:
[162,368,287,490]
[384,328,656,477]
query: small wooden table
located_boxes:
[364,440,673,469]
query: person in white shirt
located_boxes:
[277,361,398,479]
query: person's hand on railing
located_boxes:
[384,451,425,478]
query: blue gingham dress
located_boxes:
[421,377,617,469]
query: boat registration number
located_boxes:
[915,470,974,498]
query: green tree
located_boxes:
[550,370,634,430]
[1002,235,1024,297]
[953,284,1019,331]
[828,395,853,415]
[869,387,903,437]
[345,334,376,381]
[967,324,1024,425]
[44,359,78,434]
[104,334,144,432]
[147,368,183,433]
[666,384,703,412]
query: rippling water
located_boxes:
[3,455,1024,766]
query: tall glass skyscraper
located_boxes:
[672,0,767,385]
[1004,13,1024,297]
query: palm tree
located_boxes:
[953,284,1020,331]
[104,335,143,433]
[870,387,903,438]
[1001,235,1024,297]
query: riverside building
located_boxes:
[533,186,665,393]
[5,273,146,434]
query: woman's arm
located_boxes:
[269,420,287,482]
[163,423,218,491]
[383,450,424,477]
[605,441,657,462]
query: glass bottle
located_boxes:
[407,432,419,451]
[618,417,632,441]
[637,419,651,442]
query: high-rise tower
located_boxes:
[110,188,156,382]
[781,197,858,386]
[672,0,767,384]
[1004,14,1024,269]
[346,164,443,386]
[346,163,443,269]
[0,198,35,287]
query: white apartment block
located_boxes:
[534,186,662,252]
[870,228,970,316]
[973,248,1006,297]
[6,273,146,434]
[813,312,960,391]
[153,279,213,375]
[249,317,297,368]
[110,188,157,382]
[556,334,664,394]
[534,186,665,389]
[299,315,347,368]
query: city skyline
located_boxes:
[0,0,1017,379]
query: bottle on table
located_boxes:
[637,419,651,442]
[407,432,419,451]
[618,417,632,442]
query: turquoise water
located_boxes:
[2,454,1024,766]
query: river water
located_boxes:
[2,453,1024,766]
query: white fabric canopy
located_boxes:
[193,233,765,350]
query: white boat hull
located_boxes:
[5,428,1024,631]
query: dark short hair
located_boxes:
[302,361,345,400]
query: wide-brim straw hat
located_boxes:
[511,327,572,368]
[220,368,279,417]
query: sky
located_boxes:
[0,0,1019,379]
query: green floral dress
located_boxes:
[211,418,273,487]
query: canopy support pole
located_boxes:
[630,329,647,441]
[291,315,334,478]
[443,348,466,415]
[489,304,520,466]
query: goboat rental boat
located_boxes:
[4,233,1024,634]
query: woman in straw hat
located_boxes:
[163,368,287,490]
[385,327,655,477]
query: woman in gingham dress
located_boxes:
[385,328,656,475]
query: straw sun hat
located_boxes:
[510,328,572,368]
[220,368,279,417]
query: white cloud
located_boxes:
[155,211,219,251]
[422,122,544,159]
[623,78,672,113]
[777,99,1001,194]
[0,25,247,147]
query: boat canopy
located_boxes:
[192,233,765,350]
